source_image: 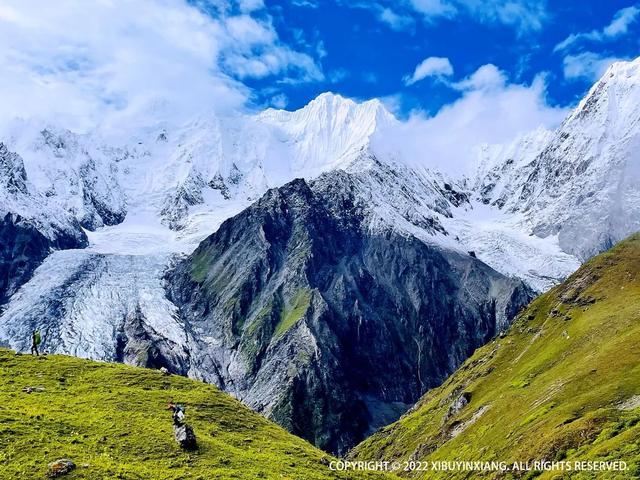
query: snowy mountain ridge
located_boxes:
[0,142,87,243]
[1,57,639,364]
[475,57,640,260]
[1,92,394,252]
[0,92,407,362]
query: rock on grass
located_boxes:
[47,459,75,477]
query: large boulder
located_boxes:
[173,424,197,450]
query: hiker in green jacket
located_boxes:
[31,330,41,356]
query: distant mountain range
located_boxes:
[1,57,639,454]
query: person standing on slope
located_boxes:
[30,329,41,356]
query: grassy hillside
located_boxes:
[0,350,394,480]
[351,233,640,479]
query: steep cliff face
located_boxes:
[168,171,532,454]
[0,214,85,306]
[4,126,127,230]
[0,143,87,304]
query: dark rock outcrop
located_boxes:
[173,424,197,450]
[114,305,190,373]
[167,173,532,454]
[0,213,87,305]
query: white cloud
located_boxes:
[372,64,568,176]
[225,15,276,45]
[238,0,265,12]
[408,0,547,33]
[218,13,324,83]
[220,13,324,82]
[224,47,324,82]
[0,4,24,23]
[408,0,457,17]
[451,63,505,90]
[316,39,328,59]
[0,0,323,134]
[328,68,350,83]
[554,5,640,52]
[291,0,320,7]
[562,52,627,82]
[604,5,640,36]
[340,1,415,31]
[342,0,546,33]
[378,7,416,31]
[404,56,454,85]
[378,94,405,116]
[269,93,289,108]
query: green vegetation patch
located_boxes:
[273,289,312,339]
[189,248,211,284]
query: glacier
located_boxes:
[1,57,639,369]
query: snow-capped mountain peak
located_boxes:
[260,92,393,125]
[2,54,640,296]
[472,56,640,261]
[1,60,640,435]
[0,92,400,256]
[566,56,640,126]
[257,92,396,174]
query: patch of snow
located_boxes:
[442,202,581,291]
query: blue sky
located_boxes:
[238,0,640,115]
[0,1,638,133]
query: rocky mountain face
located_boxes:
[0,94,393,236]
[0,94,393,324]
[350,233,640,478]
[167,169,532,454]
[474,58,640,261]
[2,125,127,230]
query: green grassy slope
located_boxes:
[0,350,394,480]
[351,233,640,479]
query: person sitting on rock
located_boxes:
[167,402,186,425]
[30,329,41,356]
